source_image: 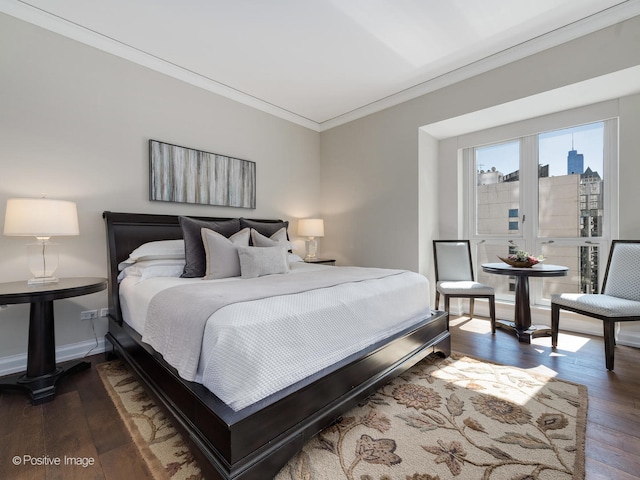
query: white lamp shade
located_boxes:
[298,218,324,237]
[4,198,79,237]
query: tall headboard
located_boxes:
[102,211,284,323]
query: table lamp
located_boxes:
[298,218,324,261]
[4,197,79,285]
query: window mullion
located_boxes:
[520,135,538,252]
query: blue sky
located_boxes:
[477,121,604,178]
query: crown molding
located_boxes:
[318,0,640,131]
[3,0,639,133]
[0,0,321,131]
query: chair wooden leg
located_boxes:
[551,303,560,348]
[435,291,440,310]
[488,296,496,334]
[444,296,450,316]
[603,320,616,371]
[469,298,475,319]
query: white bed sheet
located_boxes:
[119,262,431,411]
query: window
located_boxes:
[508,208,519,231]
[466,119,617,305]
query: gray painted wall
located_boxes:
[0,14,320,363]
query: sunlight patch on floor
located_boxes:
[453,316,591,352]
[436,356,552,405]
[524,364,559,379]
[450,316,595,387]
[449,316,472,327]
[548,332,591,353]
[454,317,493,334]
[531,346,566,358]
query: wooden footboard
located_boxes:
[106,311,449,480]
[103,211,450,479]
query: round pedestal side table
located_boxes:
[0,277,107,404]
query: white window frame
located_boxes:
[461,115,618,307]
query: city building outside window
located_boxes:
[465,119,617,306]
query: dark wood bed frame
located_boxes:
[103,211,450,480]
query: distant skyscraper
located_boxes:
[567,149,584,175]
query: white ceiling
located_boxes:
[3,0,640,131]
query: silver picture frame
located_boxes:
[149,139,256,208]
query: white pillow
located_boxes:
[251,227,293,249]
[201,228,250,279]
[117,259,186,282]
[238,246,290,278]
[129,239,185,260]
[118,239,185,270]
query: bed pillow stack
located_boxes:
[178,216,292,280]
[179,217,241,278]
[117,239,186,282]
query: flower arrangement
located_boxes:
[499,250,544,268]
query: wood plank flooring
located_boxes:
[0,356,151,480]
[1,316,639,479]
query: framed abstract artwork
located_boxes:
[149,140,256,208]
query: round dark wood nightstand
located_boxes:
[0,277,107,404]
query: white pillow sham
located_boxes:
[119,239,185,270]
[238,245,290,278]
[201,227,250,279]
[117,259,186,282]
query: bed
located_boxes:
[103,211,450,480]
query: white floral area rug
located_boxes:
[275,353,587,480]
[98,352,587,480]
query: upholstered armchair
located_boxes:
[433,240,496,332]
[551,240,640,370]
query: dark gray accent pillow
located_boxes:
[239,218,289,245]
[179,216,241,277]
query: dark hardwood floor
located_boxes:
[1,316,639,479]
[0,355,152,480]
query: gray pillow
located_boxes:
[179,216,240,277]
[237,246,290,278]
[240,218,289,245]
[201,228,250,279]
[250,227,289,248]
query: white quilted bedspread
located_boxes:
[120,263,431,411]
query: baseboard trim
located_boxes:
[0,338,106,377]
[615,329,640,348]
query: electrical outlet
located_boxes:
[80,310,98,321]
[100,308,109,317]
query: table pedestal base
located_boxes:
[496,319,552,344]
[0,277,106,405]
[0,360,90,405]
